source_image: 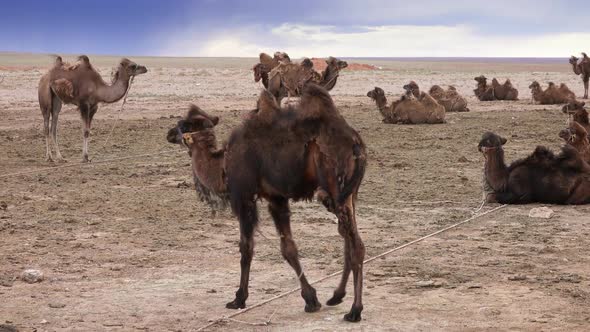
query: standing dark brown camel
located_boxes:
[570,53,590,99]
[167,84,367,322]
[479,132,590,204]
[38,55,147,162]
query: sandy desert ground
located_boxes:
[1,53,590,331]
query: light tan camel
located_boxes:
[529,81,576,104]
[38,55,147,162]
[559,121,590,164]
[491,78,519,100]
[428,85,470,112]
[367,87,445,124]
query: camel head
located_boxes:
[366,87,385,100]
[474,75,487,85]
[562,100,586,114]
[478,132,507,153]
[326,57,348,70]
[569,56,579,65]
[252,63,268,82]
[559,121,588,144]
[529,81,541,90]
[167,104,219,145]
[113,58,147,82]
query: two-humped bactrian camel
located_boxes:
[529,81,576,104]
[559,121,590,164]
[38,55,147,162]
[473,75,519,101]
[366,85,445,124]
[403,81,469,112]
[479,132,590,204]
[167,84,368,322]
[253,52,348,104]
[570,53,590,99]
[562,100,590,135]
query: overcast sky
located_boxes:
[1,0,588,57]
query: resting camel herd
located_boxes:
[33,51,590,323]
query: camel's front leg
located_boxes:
[226,198,257,310]
[80,104,97,162]
[584,76,589,99]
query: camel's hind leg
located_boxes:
[50,97,64,161]
[336,195,365,322]
[269,197,321,313]
[42,108,52,162]
[39,85,53,162]
[226,198,258,310]
[583,75,589,99]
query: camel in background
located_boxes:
[429,85,470,112]
[474,75,518,101]
[38,55,147,162]
[570,53,590,99]
[529,81,576,104]
[367,86,445,124]
[559,121,590,164]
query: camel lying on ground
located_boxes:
[429,85,470,112]
[474,75,518,101]
[529,81,576,104]
[167,84,367,322]
[367,86,445,124]
[38,55,147,162]
[569,53,590,99]
[479,132,590,204]
[562,100,590,134]
[559,121,590,164]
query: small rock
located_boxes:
[467,284,482,289]
[528,207,554,219]
[457,156,470,163]
[416,280,436,288]
[40,320,48,325]
[508,274,527,281]
[206,289,217,293]
[0,202,7,211]
[21,269,44,284]
[48,303,66,309]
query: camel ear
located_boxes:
[500,137,507,145]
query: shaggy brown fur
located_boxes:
[559,121,590,164]
[479,132,590,204]
[367,87,445,124]
[570,53,590,99]
[529,81,576,104]
[562,100,590,134]
[167,84,367,322]
[491,78,519,100]
[429,85,470,112]
[38,55,147,162]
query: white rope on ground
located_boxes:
[0,149,184,179]
[195,203,508,331]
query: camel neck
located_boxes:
[97,74,131,103]
[189,130,227,195]
[483,148,509,191]
[572,62,582,75]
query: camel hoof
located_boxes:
[326,292,345,306]
[46,156,54,162]
[343,307,362,322]
[225,299,246,310]
[304,298,321,313]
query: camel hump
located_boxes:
[299,83,338,119]
[259,52,273,65]
[582,52,589,59]
[52,55,63,67]
[255,89,280,122]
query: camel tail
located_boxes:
[338,142,367,204]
